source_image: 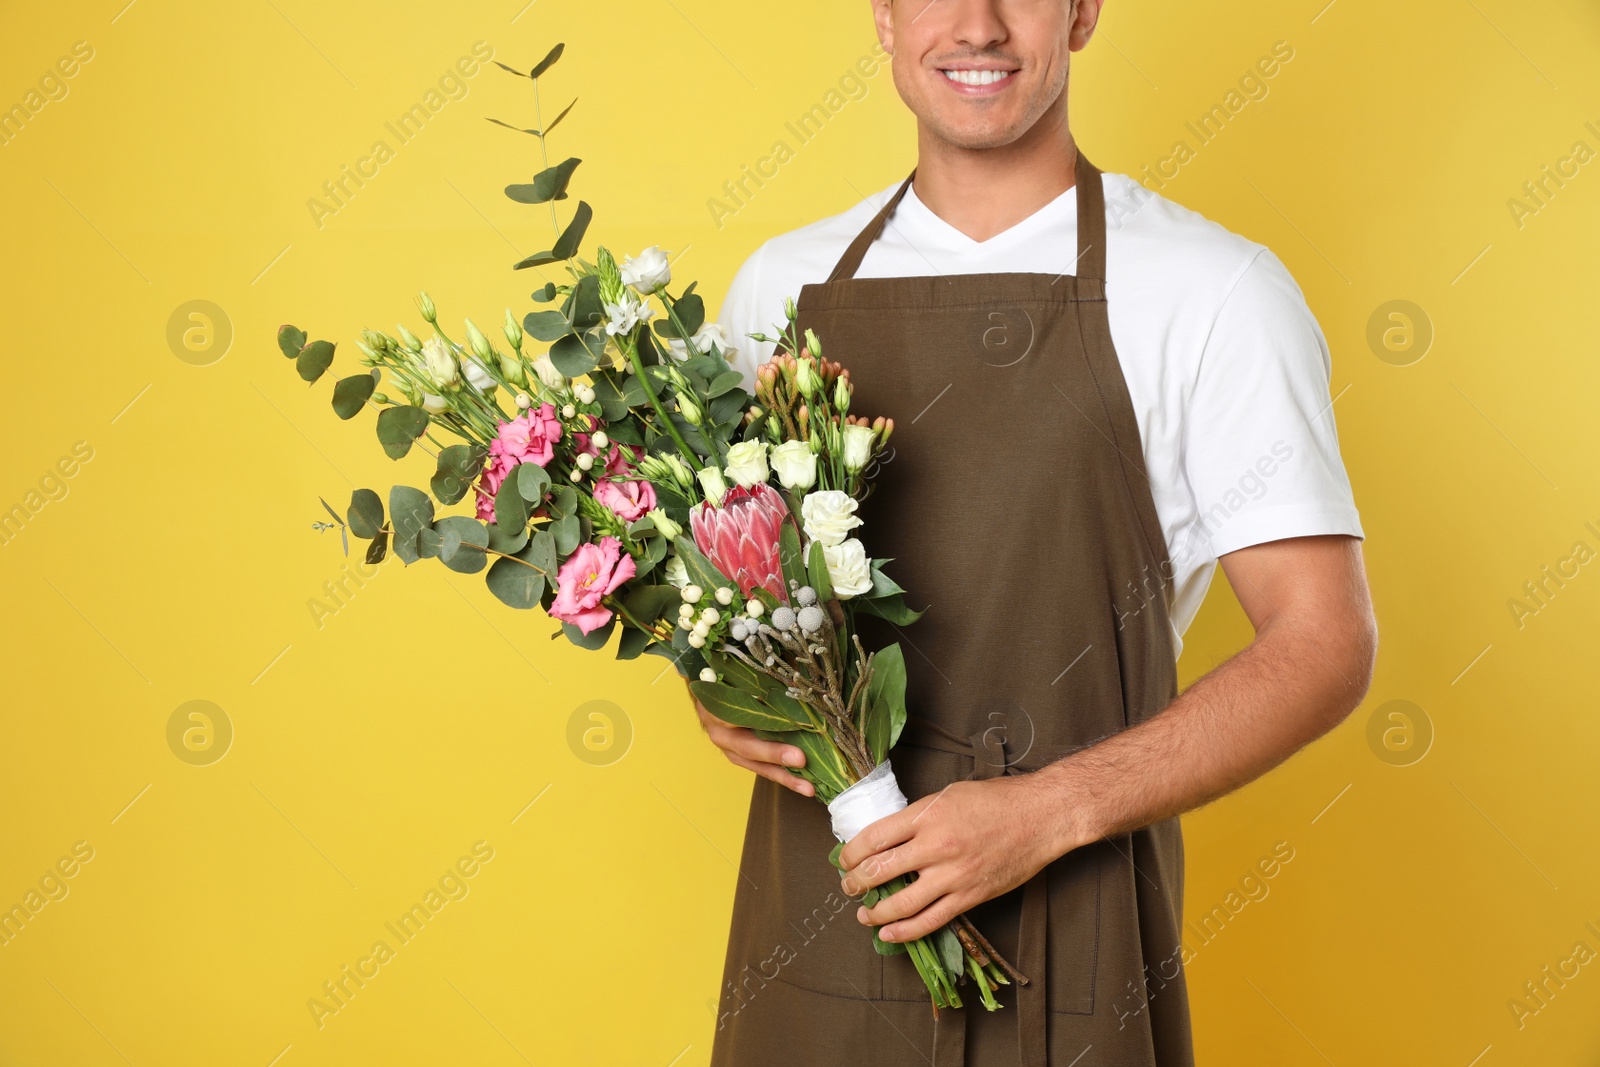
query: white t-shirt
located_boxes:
[715,171,1364,656]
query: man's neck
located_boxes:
[909,114,1079,243]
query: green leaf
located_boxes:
[547,484,578,519]
[486,534,551,609]
[779,523,806,592]
[522,309,572,342]
[616,627,652,660]
[431,444,485,505]
[690,681,808,732]
[331,373,376,419]
[566,273,604,329]
[531,282,558,302]
[762,686,814,727]
[550,513,581,555]
[867,558,907,599]
[347,488,383,538]
[527,529,557,578]
[514,201,591,269]
[487,520,528,555]
[853,593,925,627]
[700,645,761,691]
[296,339,335,383]
[494,474,528,536]
[277,325,307,359]
[807,540,834,603]
[549,331,601,377]
[319,496,343,524]
[364,529,388,564]
[376,405,429,460]
[505,157,580,204]
[539,97,576,137]
[706,370,745,398]
[416,526,443,560]
[529,42,564,78]
[623,583,682,625]
[435,516,488,574]
[673,293,705,335]
[864,643,908,760]
[515,463,552,505]
[672,537,732,597]
[389,486,434,565]
[591,373,629,421]
[563,619,615,650]
[935,926,964,974]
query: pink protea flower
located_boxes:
[491,403,562,470]
[550,536,637,634]
[594,477,657,523]
[690,483,792,603]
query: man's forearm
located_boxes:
[1031,608,1376,858]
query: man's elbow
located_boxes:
[1324,604,1378,729]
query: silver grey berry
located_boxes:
[796,586,818,607]
[797,605,826,633]
[770,605,797,631]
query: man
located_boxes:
[696,1,1377,1063]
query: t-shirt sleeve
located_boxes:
[1182,247,1364,559]
[717,243,782,392]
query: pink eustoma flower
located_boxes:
[550,536,637,635]
[594,477,657,523]
[690,483,791,603]
[491,403,562,470]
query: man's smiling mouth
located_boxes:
[941,69,1016,87]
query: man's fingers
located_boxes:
[841,842,917,896]
[858,873,944,928]
[701,713,806,770]
[837,804,919,871]
[879,892,966,945]
[725,751,815,796]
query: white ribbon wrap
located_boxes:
[827,759,909,843]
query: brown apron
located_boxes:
[709,149,1192,1066]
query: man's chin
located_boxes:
[921,117,1031,152]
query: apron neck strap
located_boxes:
[823,146,1107,283]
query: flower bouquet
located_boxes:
[277,42,1024,1012]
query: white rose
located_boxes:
[530,354,564,390]
[770,440,818,492]
[668,321,736,361]
[461,354,496,392]
[841,424,875,473]
[421,392,450,414]
[420,336,458,388]
[620,245,672,294]
[663,554,689,589]
[801,490,862,547]
[822,539,873,599]
[723,440,769,488]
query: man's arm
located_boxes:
[837,533,1377,943]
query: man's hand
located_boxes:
[836,774,1064,943]
[837,534,1376,941]
[691,689,815,797]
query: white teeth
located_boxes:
[942,69,1012,86]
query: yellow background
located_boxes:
[2,0,1598,1063]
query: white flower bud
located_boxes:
[515,392,532,409]
[562,404,577,418]
[746,600,764,618]
[700,607,721,625]
[714,586,734,606]
[592,430,609,448]
[688,633,706,648]
[576,453,594,471]
[698,667,717,683]
[682,584,704,604]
